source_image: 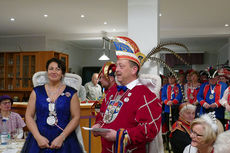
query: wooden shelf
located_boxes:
[0,51,69,100]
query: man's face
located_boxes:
[0,99,12,111]
[179,75,185,84]
[218,76,227,83]
[92,74,98,85]
[168,76,176,84]
[200,75,208,82]
[99,74,110,89]
[209,76,218,85]
[116,59,135,85]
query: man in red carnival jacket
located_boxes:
[92,36,162,153]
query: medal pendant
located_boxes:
[47,116,56,126]
[190,94,194,99]
[48,103,55,112]
[209,94,214,99]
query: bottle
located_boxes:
[1,119,9,145]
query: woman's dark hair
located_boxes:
[46,58,66,75]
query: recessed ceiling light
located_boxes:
[225,24,229,27]
[159,13,162,17]
[81,14,85,18]
[44,14,48,18]
[113,29,116,31]
[104,21,107,25]
[10,18,15,21]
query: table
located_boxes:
[0,139,25,153]
[11,102,102,153]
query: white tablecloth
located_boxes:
[0,139,25,153]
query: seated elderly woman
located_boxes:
[183,113,224,153]
[170,103,196,153]
[213,130,230,153]
[0,95,26,139]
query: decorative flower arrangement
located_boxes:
[46,98,51,102]
[65,92,71,97]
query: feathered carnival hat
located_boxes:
[98,61,116,80]
[200,112,218,132]
[206,67,218,79]
[112,36,146,67]
[218,66,230,79]
[109,36,189,85]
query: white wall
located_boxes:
[229,38,230,63]
[80,48,116,68]
[1,35,229,76]
[46,39,84,75]
[0,35,117,77]
[0,35,46,51]
[218,42,229,65]
[192,51,218,71]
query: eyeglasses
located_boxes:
[191,130,203,137]
[1,101,12,105]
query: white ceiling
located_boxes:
[0,0,230,51]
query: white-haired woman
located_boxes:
[220,86,230,130]
[213,130,230,153]
[183,113,224,153]
[170,103,196,153]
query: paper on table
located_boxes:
[82,127,110,132]
[2,149,19,153]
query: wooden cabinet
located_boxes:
[0,51,69,101]
[0,53,5,89]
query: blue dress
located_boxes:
[21,85,83,153]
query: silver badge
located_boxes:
[47,116,56,126]
[128,93,132,97]
[109,95,113,100]
[209,94,214,99]
[190,94,194,99]
[48,103,55,112]
[124,97,129,102]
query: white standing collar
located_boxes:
[126,79,139,90]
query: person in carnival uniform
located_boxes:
[219,67,230,130]
[184,71,201,116]
[197,67,228,126]
[184,71,201,105]
[161,72,183,128]
[93,61,117,126]
[98,61,117,91]
[217,66,230,84]
[170,103,196,153]
[199,70,208,84]
[92,36,162,153]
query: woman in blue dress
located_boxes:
[21,58,83,153]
